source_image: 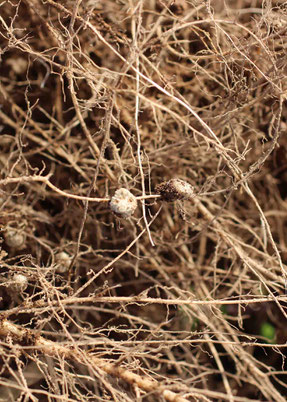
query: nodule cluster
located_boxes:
[109,179,193,219]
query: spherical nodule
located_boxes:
[109,188,137,219]
[55,251,71,274]
[4,229,26,249]
[156,179,194,202]
[12,273,28,292]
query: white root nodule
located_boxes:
[109,188,137,219]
